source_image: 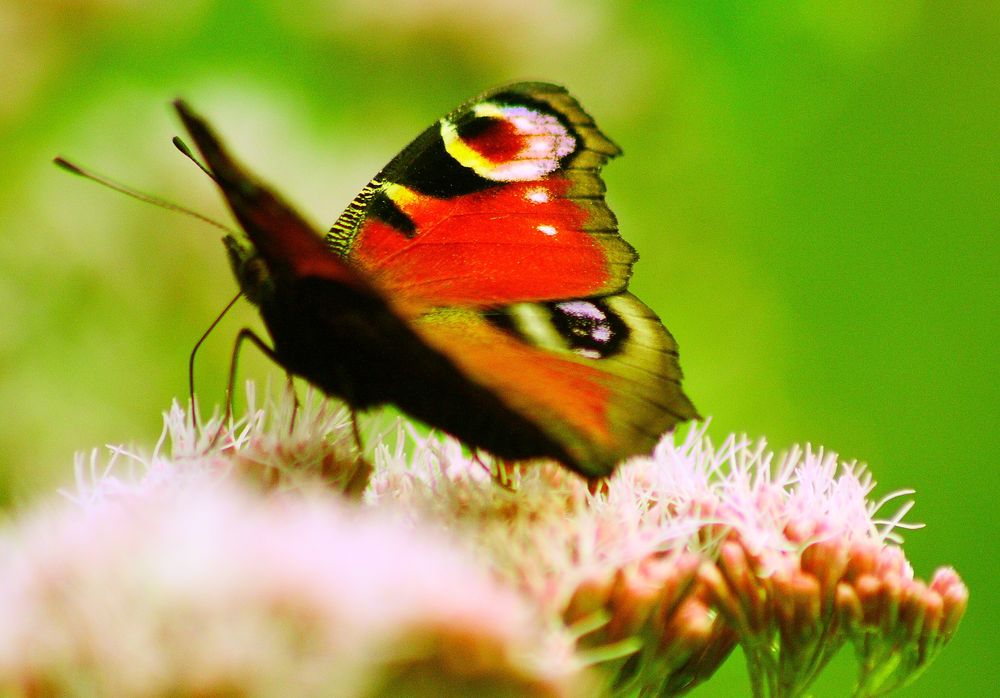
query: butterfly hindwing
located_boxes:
[409,292,696,474]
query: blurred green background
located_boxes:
[1,0,995,694]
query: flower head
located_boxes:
[372,420,967,696]
[0,398,582,697]
[0,386,967,697]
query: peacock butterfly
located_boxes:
[105,83,699,478]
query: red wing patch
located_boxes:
[349,178,619,307]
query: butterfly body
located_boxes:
[236,246,573,464]
[175,83,697,478]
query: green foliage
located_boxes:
[0,1,993,694]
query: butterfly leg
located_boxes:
[207,327,281,450]
[284,372,300,434]
[343,451,372,499]
[188,291,242,431]
[472,450,519,491]
[349,409,365,454]
[326,409,368,498]
[471,449,491,476]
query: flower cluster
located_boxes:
[0,386,967,696]
[372,423,967,697]
[0,456,581,696]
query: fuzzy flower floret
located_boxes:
[0,385,967,697]
[0,465,580,696]
[372,420,967,697]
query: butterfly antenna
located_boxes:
[53,156,235,235]
[172,136,217,181]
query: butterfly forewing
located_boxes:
[327,83,637,308]
[410,292,697,474]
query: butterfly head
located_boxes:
[223,234,272,306]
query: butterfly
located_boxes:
[173,82,698,479]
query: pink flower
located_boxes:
[374,420,967,696]
[0,449,581,695]
[0,386,967,696]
